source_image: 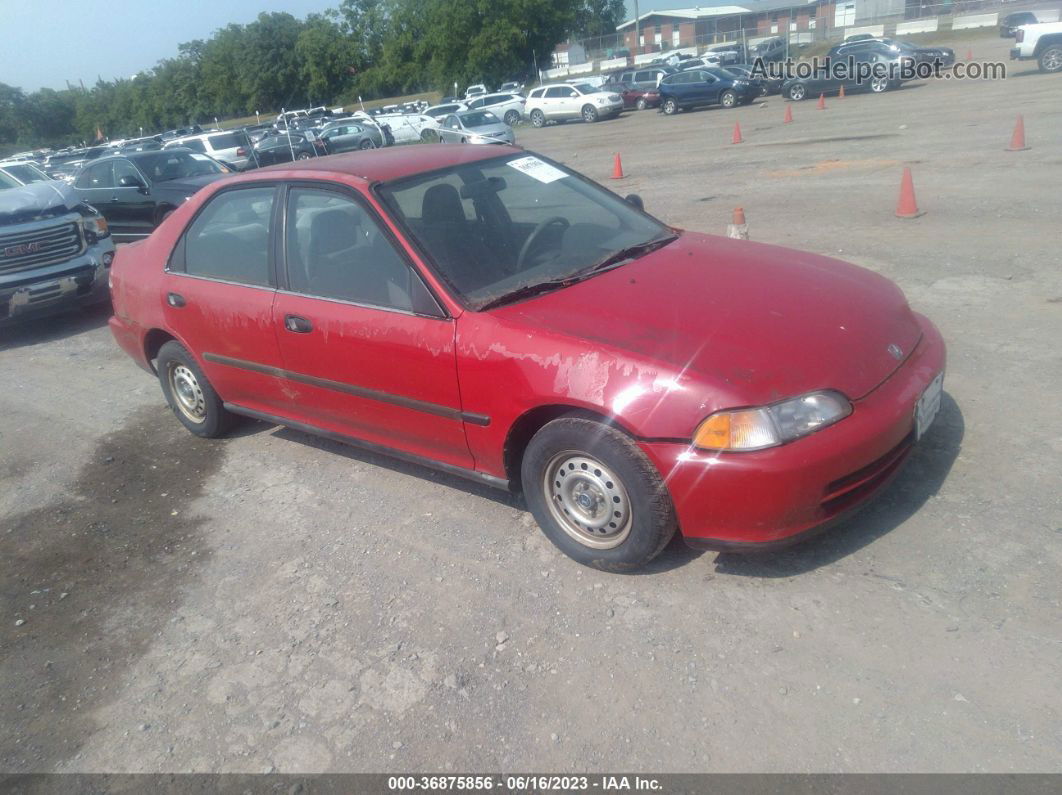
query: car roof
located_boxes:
[249,145,520,184]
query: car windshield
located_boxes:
[2,163,50,184]
[572,83,597,93]
[130,151,227,182]
[0,171,21,190]
[377,152,674,310]
[461,111,499,128]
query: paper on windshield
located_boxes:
[507,156,567,184]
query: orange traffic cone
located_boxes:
[839,84,846,99]
[731,121,743,144]
[610,152,625,179]
[727,207,749,240]
[783,105,793,124]
[895,167,924,219]
[817,93,826,110]
[1006,114,1030,151]
[965,48,973,61]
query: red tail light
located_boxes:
[1015,29,1024,42]
[236,147,247,156]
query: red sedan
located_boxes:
[108,146,945,571]
[607,81,661,110]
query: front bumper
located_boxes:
[0,240,115,325]
[641,314,947,550]
[1010,47,1023,60]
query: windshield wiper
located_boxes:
[574,233,679,278]
[477,233,678,312]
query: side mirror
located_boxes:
[624,193,644,211]
[118,175,145,189]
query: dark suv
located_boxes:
[609,66,676,91]
[658,68,760,114]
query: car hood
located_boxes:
[153,173,227,196]
[466,124,512,138]
[491,232,922,405]
[0,180,81,225]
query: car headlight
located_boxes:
[692,391,852,451]
[82,214,109,242]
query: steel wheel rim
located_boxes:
[1045,49,1062,70]
[169,363,206,423]
[583,107,595,122]
[531,111,544,127]
[636,98,646,110]
[790,85,805,100]
[543,452,632,550]
[871,77,888,92]
[664,100,676,114]
[722,93,734,107]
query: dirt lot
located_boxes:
[2,33,1060,774]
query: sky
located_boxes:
[0,0,676,93]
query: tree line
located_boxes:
[0,0,626,154]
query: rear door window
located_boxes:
[182,186,276,286]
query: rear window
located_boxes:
[207,133,243,150]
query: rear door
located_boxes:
[73,161,118,228]
[162,183,291,413]
[271,184,474,469]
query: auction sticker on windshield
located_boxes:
[508,156,567,183]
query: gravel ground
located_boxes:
[1,32,1059,774]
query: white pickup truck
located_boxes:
[1010,18,1062,72]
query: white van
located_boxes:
[164,130,256,171]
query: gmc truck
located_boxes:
[1010,19,1062,72]
[0,178,115,325]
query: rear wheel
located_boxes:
[635,97,647,111]
[720,89,738,108]
[530,109,546,128]
[662,97,678,115]
[503,110,521,126]
[521,417,677,571]
[358,138,374,150]
[582,104,599,123]
[156,342,232,438]
[1039,45,1062,72]
[420,128,440,143]
[296,152,312,160]
[870,76,890,93]
[788,83,807,101]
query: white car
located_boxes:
[464,93,526,126]
[164,130,256,170]
[351,111,436,144]
[1010,18,1062,72]
[680,56,722,70]
[424,102,469,119]
[464,84,489,98]
[431,110,515,145]
[524,83,624,127]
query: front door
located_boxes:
[272,184,474,470]
[110,158,156,238]
[162,183,291,413]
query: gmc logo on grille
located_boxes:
[3,241,41,257]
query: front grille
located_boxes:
[0,221,84,276]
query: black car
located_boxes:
[782,49,910,101]
[658,67,761,114]
[727,63,783,95]
[71,148,230,241]
[253,131,328,165]
[828,38,954,68]
[1000,12,1039,37]
[42,146,109,181]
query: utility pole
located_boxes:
[633,0,640,55]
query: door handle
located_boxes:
[167,292,186,308]
[284,314,313,333]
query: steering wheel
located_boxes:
[517,216,570,269]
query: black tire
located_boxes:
[420,129,440,143]
[530,109,546,128]
[581,104,599,123]
[520,416,677,572]
[157,207,176,225]
[870,76,890,93]
[635,97,647,111]
[1038,44,1062,73]
[296,152,312,160]
[720,90,738,108]
[156,341,233,438]
[788,83,807,101]
[503,110,521,126]
[662,97,678,115]
[358,138,374,150]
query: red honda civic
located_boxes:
[108,145,946,571]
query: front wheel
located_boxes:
[788,83,807,101]
[635,97,647,111]
[156,342,232,438]
[296,152,312,160]
[503,110,521,126]
[530,109,546,128]
[358,138,374,150]
[521,417,677,571]
[582,104,599,123]
[1039,45,1062,72]
[870,76,890,93]
[720,89,737,108]
[662,98,678,115]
